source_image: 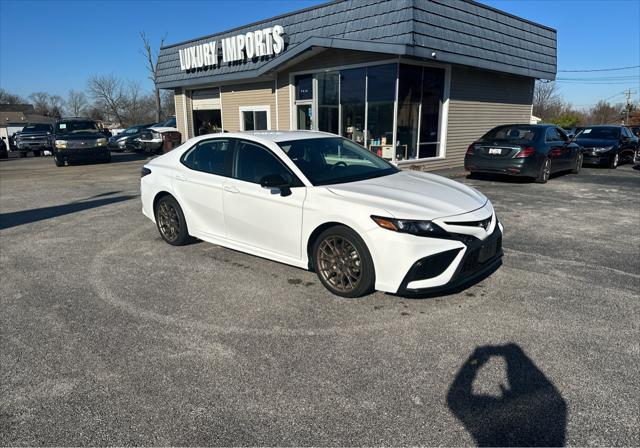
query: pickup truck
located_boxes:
[15,123,54,157]
[138,117,181,154]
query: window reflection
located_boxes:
[340,68,366,144]
[366,64,396,160]
[419,68,445,159]
[318,72,339,135]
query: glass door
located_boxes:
[317,72,340,135]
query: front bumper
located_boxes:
[54,147,109,161]
[582,150,612,165]
[464,155,540,177]
[396,226,503,295]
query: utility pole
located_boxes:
[623,89,636,125]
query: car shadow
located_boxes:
[109,152,154,164]
[0,194,136,230]
[447,343,567,447]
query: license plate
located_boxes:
[488,148,502,155]
[478,239,497,263]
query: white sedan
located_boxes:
[140,131,503,297]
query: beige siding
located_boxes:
[220,81,276,132]
[174,88,187,143]
[408,66,534,172]
[276,73,290,131]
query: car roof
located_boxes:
[186,130,338,146]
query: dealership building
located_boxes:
[156,0,556,170]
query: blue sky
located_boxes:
[1,0,638,110]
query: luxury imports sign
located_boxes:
[179,25,286,71]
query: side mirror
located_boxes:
[260,174,292,197]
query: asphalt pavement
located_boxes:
[1,152,638,445]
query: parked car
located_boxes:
[141,131,503,297]
[574,125,639,168]
[464,124,582,183]
[51,118,111,167]
[15,123,54,157]
[138,117,181,154]
[108,123,154,152]
[0,137,8,159]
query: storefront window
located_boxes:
[295,74,313,101]
[340,67,365,145]
[366,64,396,160]
[317,72,339,135]
[419,68,445,159]
[397,64,422,160]
[296,104,312,130]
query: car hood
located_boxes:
[148,126,178,133]
[575,138,618,147]
[326,170,487,220]
[57,132,105,140]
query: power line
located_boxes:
[558,65,640,73]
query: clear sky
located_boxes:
[1,0,638,110]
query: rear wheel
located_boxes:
[155,195,192,246]
[312,225,375,298]
[54,155,64,167]
[609,153,618,169]
[571,153,583,174]
[535,158,551,183]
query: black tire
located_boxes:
[33,150,41,157]
[154,195,192,246]
[104,152,112,163]
[535,158,551,183]
[312,225,375,298]
[19,151,27,158]
[609,152,619,169]
[54,155,64,167]
[571,153,582,174]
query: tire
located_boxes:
[154,195,192,246]
[609,153,619,169]
[33,150,41,157]
[54,155,64,167]
[104,152,112,163]
[535,158,551,183]
[312,225,376,298]
[19,151,27,158]
[571,153,582,174]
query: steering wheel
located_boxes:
[333,161,348,168]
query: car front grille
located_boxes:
[445,216,492,230]
[66,140,97,149]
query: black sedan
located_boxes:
[575,126,639,168]
[108,123,154,152]
[465,124,582,183]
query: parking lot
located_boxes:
[1,153,638,445]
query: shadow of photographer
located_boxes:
[447,343,567,446]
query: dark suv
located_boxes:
[15,123,53,157]
[52,118,111,167]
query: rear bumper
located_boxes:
[464,155,539,177]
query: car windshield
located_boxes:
[480,125,539,142]
[22,124,51,133]
[578,127,620,139]
[125,126,141,134]
[56,121,100,134]
[277,137,398,186]
[157,117,176,128]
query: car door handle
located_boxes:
[223,185,239,193]
[175,174,188,182]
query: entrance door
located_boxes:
[222,139,306,259]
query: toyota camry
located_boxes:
[140,131,503,297]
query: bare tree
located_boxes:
[161,90,175,120]
[27,92,64,118]
[140,31,166,122]
[533,81,562,120]
[588,101,623,125]
[67,90,88,117]
[0,88,25,104]
[87,74,126,126]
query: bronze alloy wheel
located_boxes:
[316,235,362,293]
[157,200,180,242]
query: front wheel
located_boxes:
[33,150,41,157]
[609,153,619,169]
[312,225,375,298]
[572,153,583,174]
[155,195,192,246]
[54,155,64,167]
[535,158,551,183]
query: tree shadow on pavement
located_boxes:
[447,343,567,447]
[0,195,136,230]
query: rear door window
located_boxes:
[181,139,232,177]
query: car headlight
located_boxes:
[96,138,107,147]
[594,146,614,153]
[55,140,67,149]
[371,216,449,237]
